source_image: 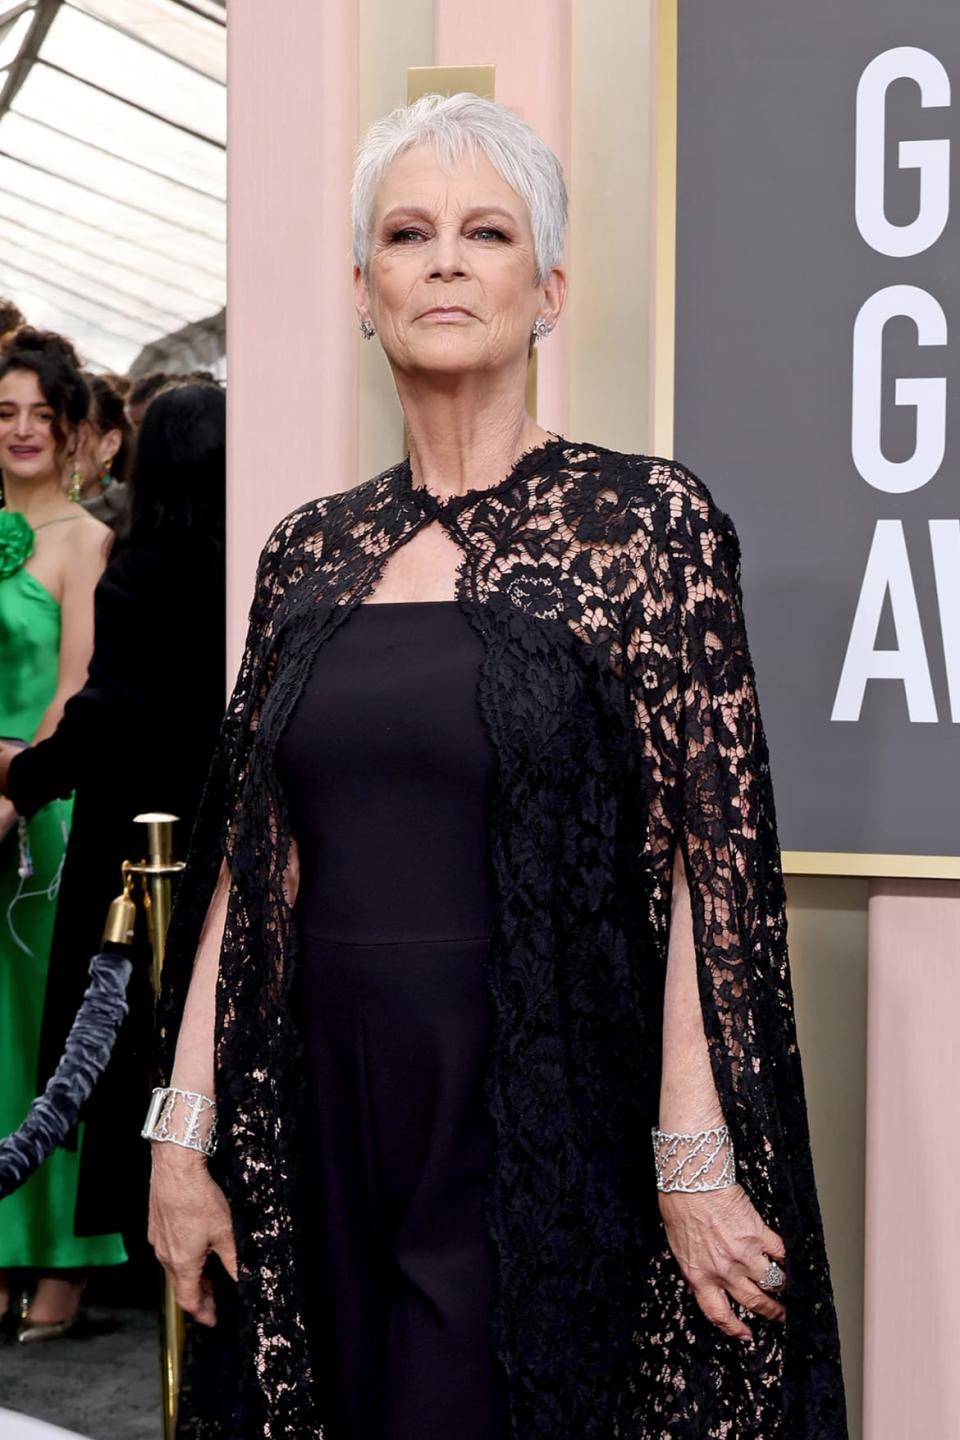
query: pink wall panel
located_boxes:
[227,0,358,677]
[863,879,960,1437]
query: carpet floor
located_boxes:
[0,1307,161,1440]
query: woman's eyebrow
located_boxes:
[380,205,519,227]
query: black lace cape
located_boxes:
[157,438,847,1439]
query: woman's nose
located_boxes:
[14,411,35,437]
[429,230,468,280]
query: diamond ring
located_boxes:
[759,1259,787,1294]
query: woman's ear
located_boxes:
[353,262,371,325]
[541,265,568,330]
[70,417,93,460]
[102,428,123,467]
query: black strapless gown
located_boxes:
[276,599,508,1440]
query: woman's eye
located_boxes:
[470,227,508,241]
[389,228,426,243]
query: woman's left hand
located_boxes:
[659,1182,787,1342]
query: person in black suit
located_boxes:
[0,383,226,1329]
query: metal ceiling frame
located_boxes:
[0,231,194,325]
[0,173,224,280]
[0,254,157,340]
[0,197,218,304]
[0,0,60,118]
[0,145,224,239]
[0,0,225,369]
[61,0,224,85]
[0,5,225,146]
[167,0,223,27]
[10,107,224,200]
[39,56,224,146]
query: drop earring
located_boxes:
[99,466,112,491]
[67,466,84,503]
[359,317,376,340]
[532,318,553,343]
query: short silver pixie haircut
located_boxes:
[351,92,568,284]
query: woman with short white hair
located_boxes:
[148,93,847,1439]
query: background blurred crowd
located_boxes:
[0,295,226,1344]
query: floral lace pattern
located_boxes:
[158,438,846,1439]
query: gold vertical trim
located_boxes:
[408,65,495,102]
[652,0,677,460]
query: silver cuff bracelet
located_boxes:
[142,1085,218,1158]
[652,1123,737,1193]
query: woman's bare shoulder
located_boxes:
[40,507,112,564]
[77,507,113,541]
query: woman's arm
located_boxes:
[149,833,299,1326]
[659,844,725,1133]
[31,523,110,745]
[658,844,786,1341]
[148,857,237,1327]
[168,856,229,1099]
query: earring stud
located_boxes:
[359,317,375,339]
[532,318,553,341]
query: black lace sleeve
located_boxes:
[664,466,794,1124]
[627,461,846,1434]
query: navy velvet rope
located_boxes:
[0,947,133,1198]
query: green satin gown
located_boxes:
[0,509,126,1269]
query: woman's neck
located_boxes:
[2,471,76,526]
[397,370,551,499]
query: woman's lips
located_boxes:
[419,308,474,321]
[9,446,41,455]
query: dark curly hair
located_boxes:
[0,325,90,466]
[0,297,25,338]
[85,372,133,485]
[127,370,171,410]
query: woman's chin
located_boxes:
[401,340,503,379]
[1,459,52,483]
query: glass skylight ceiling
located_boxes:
[0,0,225,373]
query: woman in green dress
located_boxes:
[0,327,126,1339]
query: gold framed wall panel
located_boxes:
[652,0,957,882]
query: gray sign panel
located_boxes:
[674,1,959,867]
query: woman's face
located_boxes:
[0,368,65,484]
[355,143,566,381]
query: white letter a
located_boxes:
[831,520,938,722]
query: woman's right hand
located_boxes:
[148,1144,237,1326]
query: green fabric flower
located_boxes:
[0,509,35,580]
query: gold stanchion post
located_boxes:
[128,812,186,1440]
